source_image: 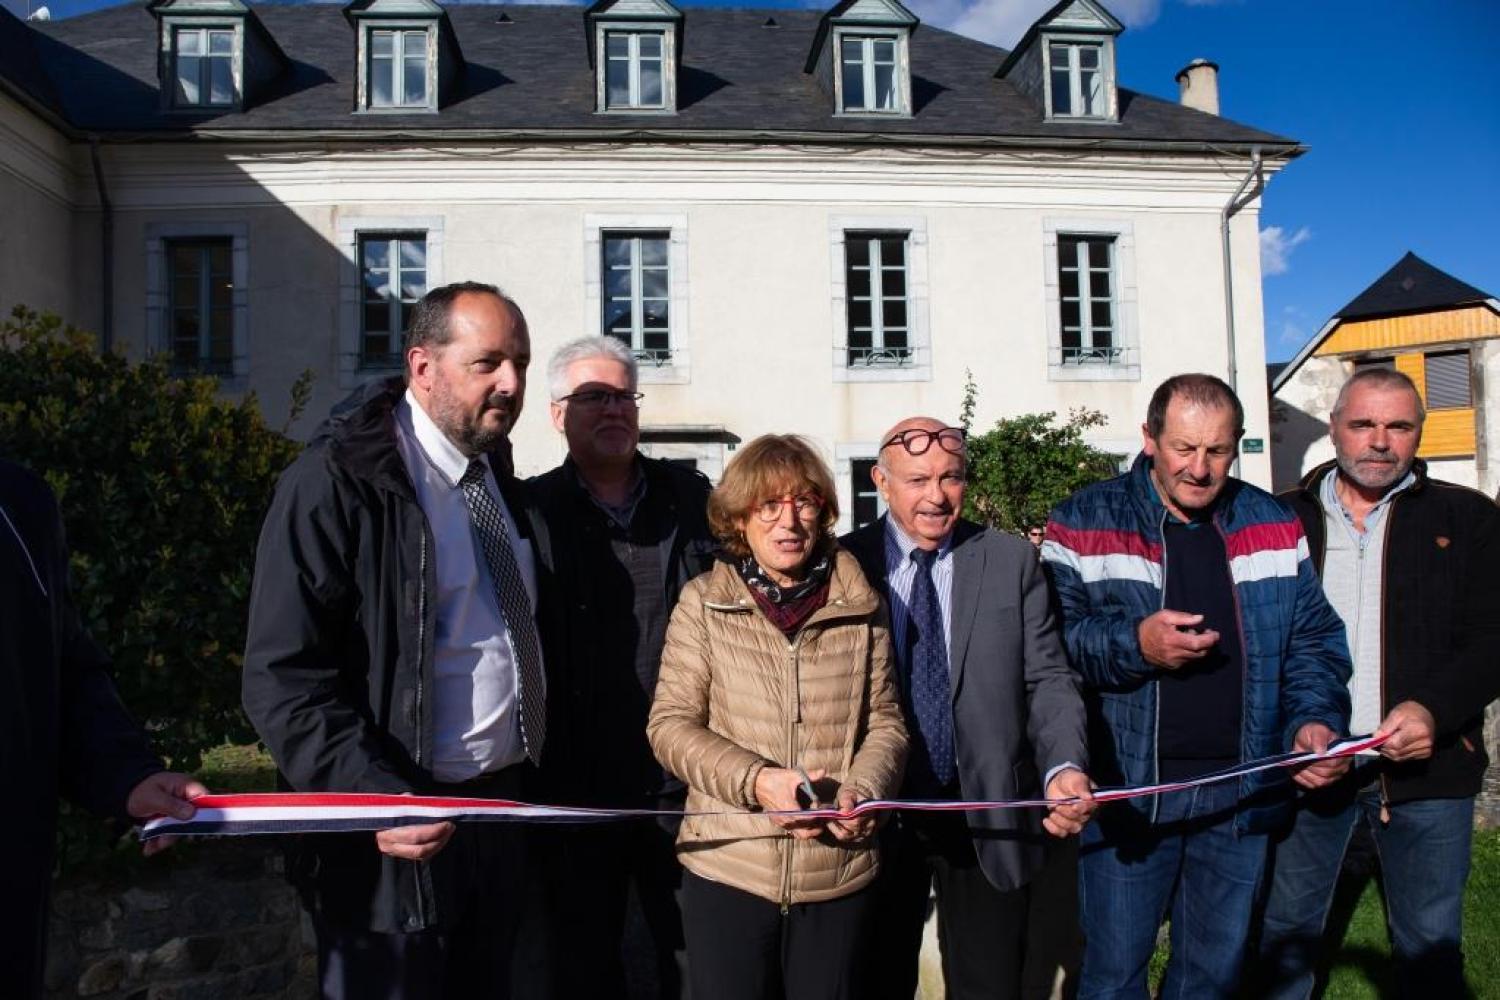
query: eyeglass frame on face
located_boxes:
[558,388,645,409]
[880,426,967,457]
[752,493,825,523]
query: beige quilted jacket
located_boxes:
[647,548,907,906]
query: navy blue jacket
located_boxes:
[1043,455,1351,834]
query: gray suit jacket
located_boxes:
[842,516,1088,891]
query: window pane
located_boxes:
[603,238,631,266]
[372,31,394,57]
[606,33,629,58]
[1091,301,1112,330]
[882,300,907,329]
[881,269,905,298]
[399,239,426,269]
[642,329,669,351]
[176,55,201,105]
[851,458,881,529]
[210,275,232,311]
[845,237,870,269]
[604,301,632,333]
[208,309,233,363]
[841,58,865,110]
[209,56,234,105]
[173,314,200,367]
[178,29,202,55]
[1051,68,1071,114]
[604,267,632,298]
[606,59,630,106]
[872,38,896,63]
[362,239,389,270]
[404,54,427,105]
[208,29,233,55]
[879,237,906,266]
[638,33,662,58]
[883,327,908,351]
[364,333,391,359]
[639,61,663,106]
[371,57,394,106]
[1081,68,1101,116]
[641,269,668,299]
[364,302,390,334]
[399,302,415,335]
[640,238,668,266]
[1059,267,1079,299]
[1078,45,1099,70]
[1089,269,1111,298]
[643,300,668,326]
[1060,300,1081,332]
[401,272,426,301]
[873,63,895,111]
[847,299,872,332]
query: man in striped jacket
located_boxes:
[1042,373,1352,999]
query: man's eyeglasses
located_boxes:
[753,494,824,523]
[880,427,966,457]
[559,389,644,409]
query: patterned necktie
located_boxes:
[908,546,955,789]
[459,459,546,765]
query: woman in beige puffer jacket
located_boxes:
[647,434,907,1000]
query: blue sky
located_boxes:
[16,0,1500,364]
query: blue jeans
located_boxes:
[1077,779,1268,1000]
[1257,776,1473,999]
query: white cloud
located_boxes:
[906,0,1163,48]
[1260,225,1311,277]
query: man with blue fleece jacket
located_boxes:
[1042,374,1352,999]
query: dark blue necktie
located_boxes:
[908,547,955,789]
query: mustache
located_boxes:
[483,393,516,412]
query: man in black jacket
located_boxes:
[1257,367,1500,998]
[531,336,715,998]
[2,460,204,999]
[242,282,555,999]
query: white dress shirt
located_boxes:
[395,390,540,782]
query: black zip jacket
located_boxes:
[241,378,555,933]
[529,455,716,807]
[1,459,162,998]
[1281,459,1500,804]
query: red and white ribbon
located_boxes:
[141,734,1386,841]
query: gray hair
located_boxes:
[547,336,638,400]
[1331,366,1426,424]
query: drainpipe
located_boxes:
[1219,144,1262,393]
[89,136,114,354]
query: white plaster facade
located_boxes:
[3,101,1282,529]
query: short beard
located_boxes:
[1336,451,1408,493]
[428,382,515,458]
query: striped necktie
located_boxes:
[460,460,546,765]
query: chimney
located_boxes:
[1175,58,1220,116]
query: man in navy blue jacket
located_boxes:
[1043,374,1351,999]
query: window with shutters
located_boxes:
[1424,350,1471,410]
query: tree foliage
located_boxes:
[0,307,306,771]
[962,404,1122,534]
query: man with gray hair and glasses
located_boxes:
[530,336,716,998]
[1256,365,1500,998]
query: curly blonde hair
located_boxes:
[708,434,840,559]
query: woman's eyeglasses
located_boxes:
[753,494,824,523]
[880,427,966,456]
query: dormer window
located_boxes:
[173,26,236,107]
[839,34,900,113]
[806,0,917,119]
[345,0,463,114]
[996,0,1121,124]
[604,30,666,110]
[1048,40,1104,118]
[587,0,682,115]
[369,28,429,108]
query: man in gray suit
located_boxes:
[842,416,1094,1000]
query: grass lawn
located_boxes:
[1150,829,1500,998]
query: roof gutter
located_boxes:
[89,135,113,354]
[82,125,1305,158]
[1220,144,1262,395]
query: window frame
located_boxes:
[1042,219,1139,382]
[1424,349,1473,410]
[165,237,234,376]
[145,222,249,385]
[336,215,445,388]
[601,230,673,367]
[584,214,690,385]
[1057,234,1118,366]
[831,26,910,117]
[357,21,437,113]
[594,21,677,115]
[828,215,930,383]
[357,231,428,371]
[834,443,884,534]
[159,17,243,112]
[843,230,912,369]
[1041,34,1116,123]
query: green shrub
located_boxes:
[959,373,1122,533]
[0,306,306,772]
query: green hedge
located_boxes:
[0,307,306,772]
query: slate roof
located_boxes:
[5,1,1299,150]
[1335,251,1497,321]
[0,5,68,123]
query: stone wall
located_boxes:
[46,842,314,1000]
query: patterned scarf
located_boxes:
[730,550,833,636]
